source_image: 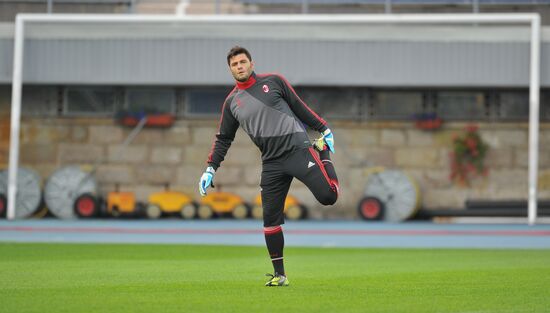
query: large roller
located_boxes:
[0,167,42,219]
[360,169,420,222]
[44,166,98,219]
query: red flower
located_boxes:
[449,124,488,186]
[466,137,477,150]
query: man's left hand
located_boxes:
[322,129,335,153]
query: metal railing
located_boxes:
[239,0,550,14]
[2,0,549,15]
[0,0,135,14]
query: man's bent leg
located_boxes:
[317,148,339,195]
[287,148,339,205]
[313,135,340,193]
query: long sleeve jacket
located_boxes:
[207,72,328,170]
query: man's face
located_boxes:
[229,53,254,82]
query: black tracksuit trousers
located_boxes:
[261,147,339,227]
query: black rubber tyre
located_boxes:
[358,196,384,221]
[135,202,147,218]
[73,193,99,218]
[0,194,6,218]
[299,205,309,219]
[111,206,122,218]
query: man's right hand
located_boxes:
[199,166,215,196]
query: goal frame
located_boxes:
[7,13,542,224]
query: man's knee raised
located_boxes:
[319,191,337,206]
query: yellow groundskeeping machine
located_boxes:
[252,194,308,220]
[146,190,197,219]
[198,191,249,219]
[106,190,143,217]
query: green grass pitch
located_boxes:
[1,243,549,313]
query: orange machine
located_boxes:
[106,191,140,217]
[198,191,249,219]
[252,194,307,220]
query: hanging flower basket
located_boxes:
[449,124,489,186]
[414,113,443,131]
[116,111,175,128]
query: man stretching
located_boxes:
[199,46,339,286]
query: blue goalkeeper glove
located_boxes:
[199,166,215,196]
[322,128,335,153]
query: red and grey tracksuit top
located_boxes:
[207,72,328,170]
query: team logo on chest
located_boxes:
[262,85,269,93]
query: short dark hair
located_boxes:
[227,46,252,65]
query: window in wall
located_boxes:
[541,90,550,121]
[22,86,60,116]
[65,87,118,116]
[183,88,232,117]
[295,87,364,120]
[0,86,9,115]
[126,88,175,114]
[370,90,424,120]
[436,91,487,120]
[496,91,529,120]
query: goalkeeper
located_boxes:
[199,46,339,287]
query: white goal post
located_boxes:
[8,13,542,224]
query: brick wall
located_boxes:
[1,117,549,219]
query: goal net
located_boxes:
[6,13,542,224]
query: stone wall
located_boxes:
[1,115,549,219]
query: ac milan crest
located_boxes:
[262,85,269,93]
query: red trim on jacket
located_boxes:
[308,147,337,195]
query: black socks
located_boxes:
[264,226,285,276]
